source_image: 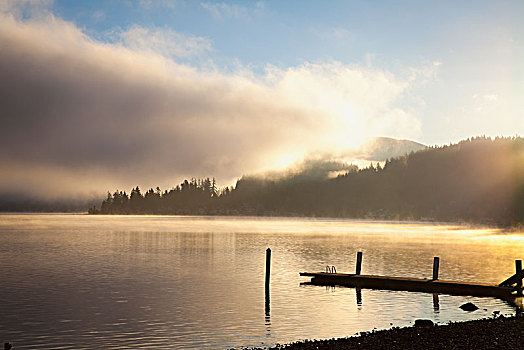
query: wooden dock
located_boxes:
[300,272,515,298]
[300,253,524,300]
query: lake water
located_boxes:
[1,214,523,349]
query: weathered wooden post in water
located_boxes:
[516,259,522,295]
[432,257,440,280]
[356,251,362,275]
[265,248,271,316]
[265,248,271,290]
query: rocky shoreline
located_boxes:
[249,315,524,349]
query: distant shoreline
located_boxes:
[2,211,521,230]
[246,315,524,350]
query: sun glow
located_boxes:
[274,152,304,170]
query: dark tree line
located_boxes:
[89,178,224,215]
[91,136,524,226]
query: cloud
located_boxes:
[472,93,499,102]
[119,25,212,58]
[0,10,423,198]
[264,62,420,147]
[407,61,441,84]
[201,2,254,20]
[0,0,52,18]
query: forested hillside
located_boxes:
[91,136,524,226]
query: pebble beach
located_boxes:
[249,315,524,350]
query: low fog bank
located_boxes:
[1,6,425,204]
[0,192,101,213]
[345,137,426,162]
[245,137,426,182]
[0,137,425,212]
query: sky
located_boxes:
[0,0,523,198]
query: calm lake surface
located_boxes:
[1,214,523,349]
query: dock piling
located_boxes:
[433,257,440,280]
[265,248,271,316]
[516,260,522,295]
[356,251,363,275]
[265,248,271,291]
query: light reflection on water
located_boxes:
[0,214,523,349]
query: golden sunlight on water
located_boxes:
[0,214,523,349]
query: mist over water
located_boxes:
[1,215,523,349]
